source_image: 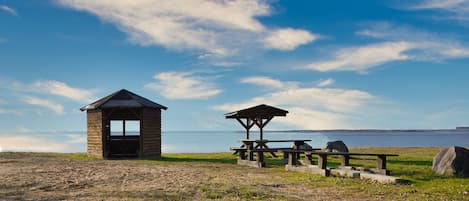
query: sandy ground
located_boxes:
[0,152,374,200]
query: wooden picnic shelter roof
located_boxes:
[80,89,167,111]
[224,104,288,119]
[225,104,288,140]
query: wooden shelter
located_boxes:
[225,104,288,141]
[80,89,167,159]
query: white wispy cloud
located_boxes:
[0,79,97,116]
[317,78,335,87]
[57,0,316,58]
[214,76,374,129]
[240,76,298,90]
[304,23,469,72]
[305,41,413,72]
[0,108,23,116]
[410,0,466,9]
[263,28,317,51]
[7,80,97,103]
[22,96,65,114]
[145,71,222,99]
[280,107,348,129]
[30,80,96,103]
[407,0,469,21]
[0,5,17,16]
[357,22,469,58]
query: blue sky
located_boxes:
[1,0,469,151]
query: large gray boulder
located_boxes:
[432,146,469,177]
[325,140,349,153]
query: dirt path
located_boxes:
[0,152,373,200]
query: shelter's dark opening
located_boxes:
[108,120,141,157]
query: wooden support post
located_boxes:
[341,155,350,166]
[256,151,264,164]
[318,154,327,169]
[377,155,387,170]
[246,119,250,139]
[248,150,254,161]
[252,118,268,141]
[293,141,304,163]
[239,150,246,160]
[259,119,264,141]
[288,152,297,165]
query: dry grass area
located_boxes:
[1,148,468,200]
[0,152,374,201]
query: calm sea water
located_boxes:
[2,130,468,153]
[162,130,469,153]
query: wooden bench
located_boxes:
[282,149,398,175]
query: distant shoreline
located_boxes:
[268,128,469,133]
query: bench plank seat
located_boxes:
[281,150,398,175]
[282,149,398,156]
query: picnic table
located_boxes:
[282,149,399,175]
[231,139,318,168]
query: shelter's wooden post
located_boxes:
[246,119,250,139]
[259,118,264,141]
[103,117,110,157]
[139,113,143,157]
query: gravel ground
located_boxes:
[0,152,373,200]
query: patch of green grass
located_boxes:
[206,192,223,199]
[62,153,99,160]
[160,152,237,164]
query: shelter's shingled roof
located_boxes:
[224,104,288,119]
[80,89,167,111]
